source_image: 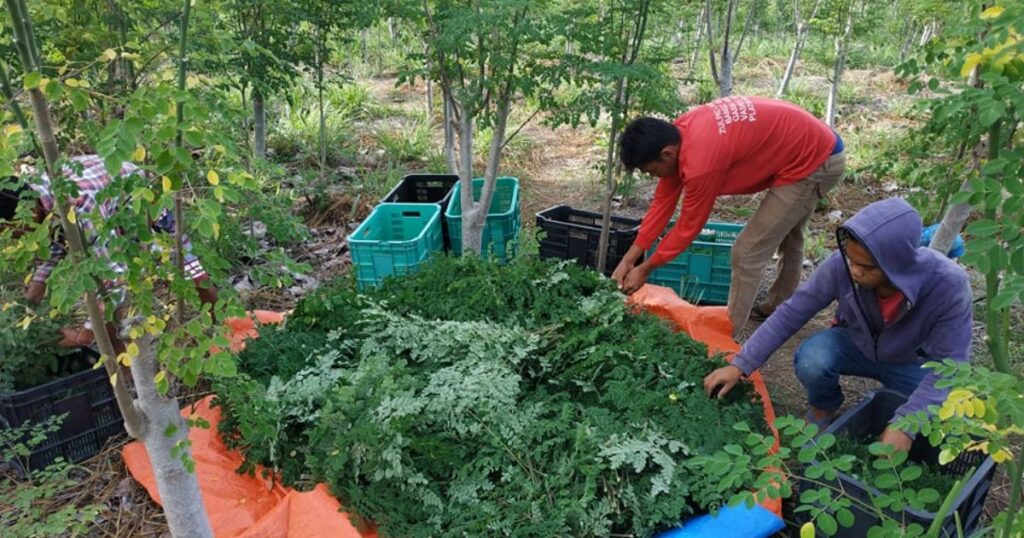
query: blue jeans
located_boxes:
[793,328,928,413]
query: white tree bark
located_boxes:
[130,335,213,538]
[443,91,457,175]
[825,7,853,127]
[253,88,266,159]
[690,5,706,71]
[456,107,485,254]
[918,20,934,47]
[778,0,824,97]
[899,21,917,61]
[717,0,736,97]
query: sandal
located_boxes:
[749,304,775,321]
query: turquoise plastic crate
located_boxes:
[348,203,443,290]
[445,177,521,264]
[646,221,744,304]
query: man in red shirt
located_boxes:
[611,96,846,336]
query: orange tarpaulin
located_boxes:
[124,288,782,536]
[123,310,376,538]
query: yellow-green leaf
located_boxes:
[66,208,77,224]
[938,403,955,421]
[993,447,1013,463]
[961,53,984,78]
[127,342,140,357]
[972,399,985,418]
[109,371,118,387]
[938,448,956,465]
[18,315,32,330]
[800,521,815,538]
[162,175,173,193]
[132,146,146,161]
[4,124,23,136]
[207,170,220,185]
[101,48,118,61]
[980,5,1005,19]
[213,186,225,202]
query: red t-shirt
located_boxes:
[878,291,905,326]
[635,97,838,266]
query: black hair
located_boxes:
[0,179,29,221]
[618,116,681,170]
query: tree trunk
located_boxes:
[928,178,972,256]
[705,0,718,85]
[598,76,627,274]
[316,26,326,180]
[253,87,266,160]
[130,335,213,538]
[443,91,457,175]
[778,0,823,97]
[457,106,485,254]
[899,21,917,61]
[717,0,736,97]
[690,5,706,71]
[825,7,853,127]
[426,78,433,121]
[918,20,934,47]
[469,95,511,257]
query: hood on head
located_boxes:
[837,198,923,303]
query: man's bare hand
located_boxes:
[880,427,913,452]
[620,264,652,295]
[611,260,631,290]
[24,280,46,305]
[703,365,744,399]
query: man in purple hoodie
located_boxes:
[703,198,973,451]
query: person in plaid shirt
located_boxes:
[2,155,217,346]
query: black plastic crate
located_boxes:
[803,389,996,537]
[0,348,124,473]
[381,174,458,251]
[535,205,642,276]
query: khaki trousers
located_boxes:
[728,152,846,337]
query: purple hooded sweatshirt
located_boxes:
[731,198,973,421]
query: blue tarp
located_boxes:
[657,505,786,538]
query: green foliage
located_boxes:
[217,257,768,536]
[830,434,955,513]
[233,327,329,384]
[0,415,101,536]
[0,301,77,392]
[692,415,971,537]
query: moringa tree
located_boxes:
[394,0,559,254]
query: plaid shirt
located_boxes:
[29,155,206,287]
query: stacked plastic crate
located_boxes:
[348,174,522,289]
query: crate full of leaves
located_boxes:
[215,257,772,537]
[801,389,996,538]
[0,303,124,472]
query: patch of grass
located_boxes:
[375,118,433,164]
[355,164,405,201]
[784,82,827,119]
